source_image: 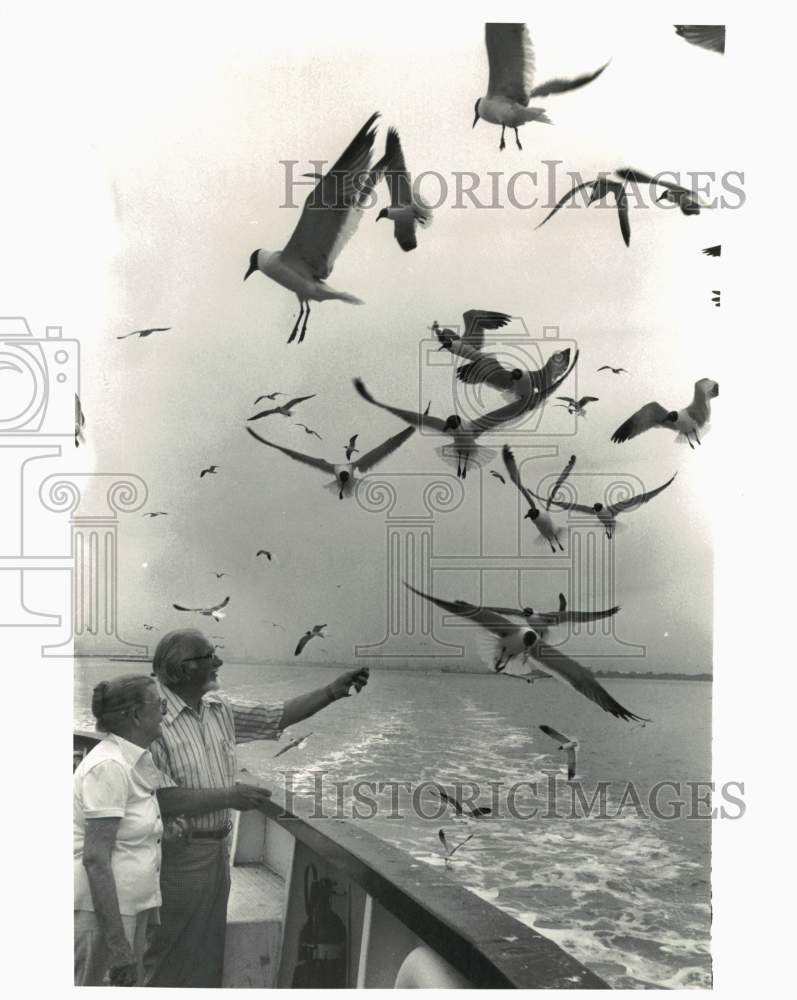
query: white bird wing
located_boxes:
[404,582,521,638]
[384,127,412,209]
[611,401,671,443]
[531,641,649,721]
[282,113,381,281]
[529,60,610,98]
[209,596,230,614]
[485,23,535,105]
[462,309,512,350]
[246,427,335,474]
[501,445,539,512]
[353,378,449,432]
[354,425,415,473]
[607,472,677,515]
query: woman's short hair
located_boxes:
[151,628,206,687]
[91,674,157,733]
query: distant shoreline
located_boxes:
[91,655,711,681]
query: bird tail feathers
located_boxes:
[520,107,552,124]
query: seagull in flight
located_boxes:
[143,511,169,518]
[612,379,719,449]
[344,435,359,460]
[295,625,327,656]
[598,365,628,375]
[556,396,598,417]
[376,127,433,252]
[143,624,158,631]
[172,596,230,622]
[430,785,491,818]
[702,245,721,258]
[536,176,631,245]
[256,550,273,561]
[502,445,564,552]
[200,465,219,478]
[546,454,576,510]
[210,572,231,579]
[244,113,385,344]
[615,167,706,216]
[530,472,678,539]
[490,470,506,484]
[438,829,474,859]
[295,423,322,440]
[117,326,170,340]
[253,391,288,403]
[480,592,620,641]
[674,25,725,54]
[274,732,312,758]
[354,376,551,479]
[248,394,316,421]
[264,620,285,631]
[75,394,86,448]
[405,582,647,721]
[473,23,609,150]
[539,725,579,780]
[246,424,415,499]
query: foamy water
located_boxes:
[75,660,711,989]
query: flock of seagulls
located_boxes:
[108,23,724,827]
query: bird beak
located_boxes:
[243,262,257,281]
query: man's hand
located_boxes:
[329,666,370,701]
[227,783,273,811]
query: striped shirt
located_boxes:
[149,686,283,832]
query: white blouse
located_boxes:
[74,733,174,915]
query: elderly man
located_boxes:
[144,628,369,988]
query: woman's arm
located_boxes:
[82,818,137,983]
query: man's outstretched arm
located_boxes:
[280,667,370,728]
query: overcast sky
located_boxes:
[3,4,743,671]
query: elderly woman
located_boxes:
[73,674,172,986]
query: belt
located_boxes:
[187,822,232,841]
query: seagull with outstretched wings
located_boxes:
[556,396,598,417]
[294,625,327,656]
[612,379,718,449]
[702,245,721,258]
[274,732,312,758]
[377,127,433,252]
[615,167,706,216]
[295,423,322,440]
[407,582,646,720]
[143,511,169,518]
[438,829,474,858]
[536,176,631,245]
[200,465,219,478]
[502,445,564,552]
[539,724,579,780]
[482,592,620,641]
[473,23,609,150]
[256,550,273,561]
[172,596,230,622]
[674,25,725,54]
[527,473,678,539]
[598,365,628,375]
[248,394,316,421]
[431,785,491,818]
[244,113,386,343]
[246,423,415,499]
[344,435,359,460]
[253,391,288,404]
[117,326,170,340]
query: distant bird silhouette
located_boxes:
[345,435,360,460]
[247,423,415,499]
[244,113,386,343]
[503,445,564,552]
[539,724,579,780]
[210,572,231,579]
[256,550,273,561]
[438,828,474,858]
[295,625,327,656]
[612,379,719,449]
[556,396,598,417]
[143,624,158,631]
[547,454,576,510]
[431,785,491,818]
[597,366,628,375]
[531,473,678,539]
[117,327,170,340]
[490,470,506,484]
[173,596,230,622]
[711,291,721,308]
[143,511,168,518]
[295,423,322,439]
[674,25,725,54]
[253,391,288,404]
[264,620,285,631]
[75,394,86,448]
[473,23,609,150]
[248,394,316,421]
[702,245,721,257]
[274,732,312,758]
[377,127,433,251]
[200,465,219,478]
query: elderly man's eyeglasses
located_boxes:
[180,650,219,665]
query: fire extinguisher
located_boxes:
[291,864,348,988]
